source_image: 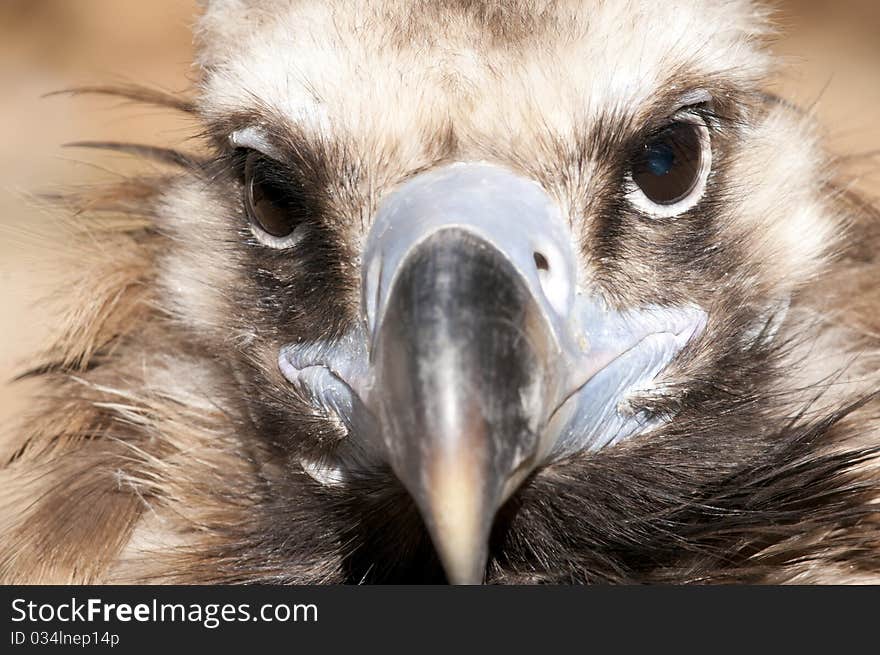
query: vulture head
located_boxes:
[4,0,880,584]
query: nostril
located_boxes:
[531,245,571,316]
[533,251,549,272]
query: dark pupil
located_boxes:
[632,122,703,205]
[244,151,305,238]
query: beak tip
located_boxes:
[444,562,488,586]
[413,462,497,585]
[431,525,490,585]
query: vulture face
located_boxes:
[7,0,880,585]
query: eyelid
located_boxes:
[660,89,715,126]
[229,126,282,161]
[674,95,720,132]
[675,88,713,108]
[645,102,713,145]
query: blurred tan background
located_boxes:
[1,0,879,429]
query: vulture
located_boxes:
[3,0,880,585]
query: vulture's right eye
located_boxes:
[243,150,309,248]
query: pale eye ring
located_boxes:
[625,119,711,218]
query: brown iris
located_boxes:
[631,121,705,206]
[243,150,307,240]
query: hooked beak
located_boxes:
[363,164,573,584]
[372,229,558,583]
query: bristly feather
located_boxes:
[62,142,206,172]
[44,84,197,115]
[3,0,880,584]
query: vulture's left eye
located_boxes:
[627,119,711,218]
[243,150,309,248]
